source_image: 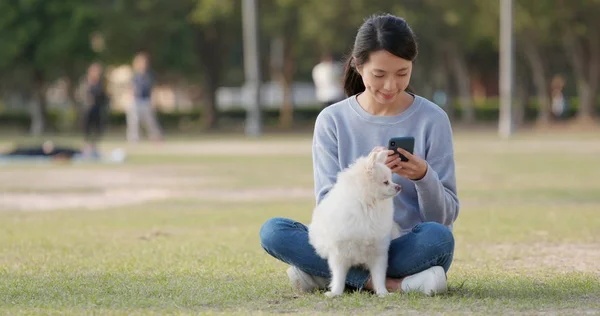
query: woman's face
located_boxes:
[134,56,148,72]
[88,64,102,82]
[356,50,413,106]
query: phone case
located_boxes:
[388,137,415,162]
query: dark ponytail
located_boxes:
[342,13,419,97]
[343,56,365,97]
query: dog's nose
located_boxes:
[395,185,401,191]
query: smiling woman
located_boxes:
[260,13,459,298]
[344,13,418,117]
[354,50,414,116]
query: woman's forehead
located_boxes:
[365,50,412,70]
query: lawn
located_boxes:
[1,129,599,315]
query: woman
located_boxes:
[83,62,108,156]
[260,14,459,296]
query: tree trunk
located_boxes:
[447,43,474,124]
[434,57,454,121]
[584,33,599,121]
[279,39,295,129]
[522,39,552,124]
[514,75,528,128]
[563,32,599,121]
[196,25,224,130]
[65,75,83,131]
[30,70,48,136]
[201,76,219,130]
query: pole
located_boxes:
[499,0,514,138]
[242,0,262,137]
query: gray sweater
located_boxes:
[311,94,460,236]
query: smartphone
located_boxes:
[388,137,415,162]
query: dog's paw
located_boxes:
[325,291,342,298]
[375,290,390,297]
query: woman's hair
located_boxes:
[343,14,418,97]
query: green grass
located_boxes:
[1,129,600,315]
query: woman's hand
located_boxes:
[385,148,428,181]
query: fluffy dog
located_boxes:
[308,150,401,297]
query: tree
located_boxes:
[300,6,373,52]
[98,0,241,130]
[98,0,199,81]
[261,0,304,129]
[416,0,494,124]
[189,0,241,129]
[557,0,600,122]
[514,1,559,125]
[0,0,100,135]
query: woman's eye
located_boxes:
[383,181,389,185]
[373,74,384,78]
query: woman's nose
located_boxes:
[384,78,395,91]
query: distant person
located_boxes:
[312,54,345,108]
[0,141,127,163]
[550,74,567,119]
[83,62,109,156]
[1,141,79,161]
[127,51,163,143]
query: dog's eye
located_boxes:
[383,181,389,185]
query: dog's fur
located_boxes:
[308,150,401,297]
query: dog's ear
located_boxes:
[366,151,378,169]
[375,150,387,164]
[366,150,387,170]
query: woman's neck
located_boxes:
[357,91,414,116]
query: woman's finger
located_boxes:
[397,161,417,171]
[396,148,416,161]
[392,167,404,175]
[385,154,398,164]
[390,157,405,169]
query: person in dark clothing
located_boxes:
[83,63,109,155]
[2,141,80,160]
[1,140,127,163]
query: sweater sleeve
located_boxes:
[413,114,460,226]
[311,112,340,205]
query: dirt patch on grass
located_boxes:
[464,243,600,274]
[0,165,314,212]
[0,189,172,211]
[0,187,314,211]
[123,140,313,156]
[0,166,220,190]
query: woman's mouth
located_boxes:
[380,92,396,99]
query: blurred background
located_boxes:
[0,0,598,139]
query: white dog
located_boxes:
[308,150,402,298]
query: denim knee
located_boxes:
[259,217,288,252]
[416,222,455,255]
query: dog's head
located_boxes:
[364,151,402,200]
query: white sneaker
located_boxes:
[400,266,448,296]
[286,266,329,292]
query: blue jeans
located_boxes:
[260,217,455,290]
